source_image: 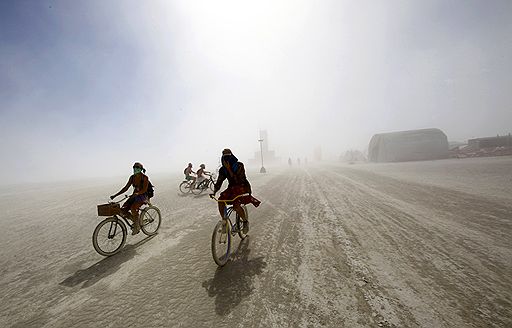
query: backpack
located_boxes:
[139,175,155,198]
[146,180,154,198]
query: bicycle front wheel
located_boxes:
[179,181,191,194]
[191,182,203,195]
[140,205,162,236]
[92,217,127,256]
[209,179,215,192]
[211,220,231,266]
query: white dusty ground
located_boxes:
[1,157,511,328]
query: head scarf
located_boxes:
[221,150,239,176]
[133,162,146,174]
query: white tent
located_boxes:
[368,128,449,162]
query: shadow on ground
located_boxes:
[201,237,267,316]
[193,192,210,198]
[60,235,156,289]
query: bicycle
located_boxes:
[93,195,162,256]
[191,174,216,195]
[209,194,249,266]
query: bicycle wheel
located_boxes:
[179,181,191,194]
[236,205,249,239]
[140,205,161,236]
[191,181,204,195]
[209,179,215,192]
[92,217,127,256]
[211,220,231,266]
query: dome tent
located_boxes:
[368,128,449,163]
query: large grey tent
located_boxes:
[368,128,449,162]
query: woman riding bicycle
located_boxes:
[110,162,149,235]
[210,149,260,233]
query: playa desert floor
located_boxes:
[1,157,511,327]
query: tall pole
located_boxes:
[258,138,266,173]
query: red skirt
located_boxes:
[219,186,261,208]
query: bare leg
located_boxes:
[218,202,226,219]
[233,203,247,221]
[130,202,142,234]
[234,203,249,234]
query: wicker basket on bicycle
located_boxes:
[97,203,121,216]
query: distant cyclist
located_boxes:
[110,162,150,235]
[196,164,211,188]
[210,149,260,233]
[184,163,196,187]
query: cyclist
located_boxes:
[110,162,149,235]
[184,162,196,187]
[196,164,211,189]
[210,149,260,233]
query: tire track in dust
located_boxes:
[304,169,411,328]
[314,171,448,327]
[238,173,305,327]
[241,169,385,327]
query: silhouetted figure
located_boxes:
[210,149,261,234]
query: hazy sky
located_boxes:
[1,0,511,184]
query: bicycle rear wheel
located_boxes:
[92,217,127,256]
[211,220,231,266]
[179,181,191,194]
[140,205,161,236]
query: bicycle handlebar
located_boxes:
[109,195,128,204]
[209,193,249,203]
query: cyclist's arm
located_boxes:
[113,176,132,197]
[213,170,226,193]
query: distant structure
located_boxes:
[368,128,449,163]
[468,134,512,149]
[249,130,279,166]
[450,133,512,158]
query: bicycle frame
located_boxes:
[196,179,209,189]
[211,194,248,234]
[222,206,243,235]
[106,195,150,235]
[197,175,215,189]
